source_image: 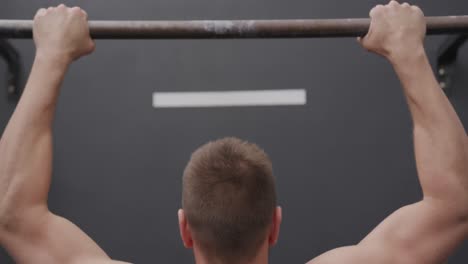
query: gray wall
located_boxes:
[1,0,467,263]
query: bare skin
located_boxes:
[0,2,467,264]
[0,5,129,264]
[309,1,468,264]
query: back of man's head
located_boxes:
[181,137,278,263]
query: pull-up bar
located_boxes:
[1,16,468,39]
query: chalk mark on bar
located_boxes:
[153,89,307,108]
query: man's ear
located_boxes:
[269,206,282,246]
[178,209,194,248]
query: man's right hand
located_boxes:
[358,1,426,64]
[33,4,95,63]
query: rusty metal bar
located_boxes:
[1,16,468,39]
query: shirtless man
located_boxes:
[0,1,467,264]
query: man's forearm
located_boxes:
[392,48,464,129]
[0,54,69,225]
[11,54,69,125]
[391,48,468,207]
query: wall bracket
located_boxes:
[436,34,467,94]
[0,39,22,101]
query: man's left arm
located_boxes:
[308,2,468,264]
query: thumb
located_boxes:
[357,35,373,51]
[357,36,367,46]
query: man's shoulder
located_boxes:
[307,246,359,264]
[72,260,132,264]
[307,245,391,264]
[307,244,405,264]
[95,261,132,264]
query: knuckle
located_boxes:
[388,0,398,6]
[411,6,424,15]
[71,6,80,12]
[70,7,84,15]
[370,5,384,16]
[35,8,47,18]
[376,5,385,12]
[411,5,423,12]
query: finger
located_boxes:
[356,36,369,47]
[47,6,54,11]
[89,40,96,52]
[411,5,424,15]
[357,37,372,52]
[57,4,67,9]
[402,2,410,7]
[35,8,47,18]
[84,40,96,56]
[70,6,82,13]
[369,5,384,18]
[388,0,399,8]
[357,37,365,46]
[70,6,87,18]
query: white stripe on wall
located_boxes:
[153,89,307,108]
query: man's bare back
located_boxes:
[0,2,467,264]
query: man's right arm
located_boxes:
[309,2,468,264]
[0,6,129,264]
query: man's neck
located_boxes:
[193,243,269,264]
